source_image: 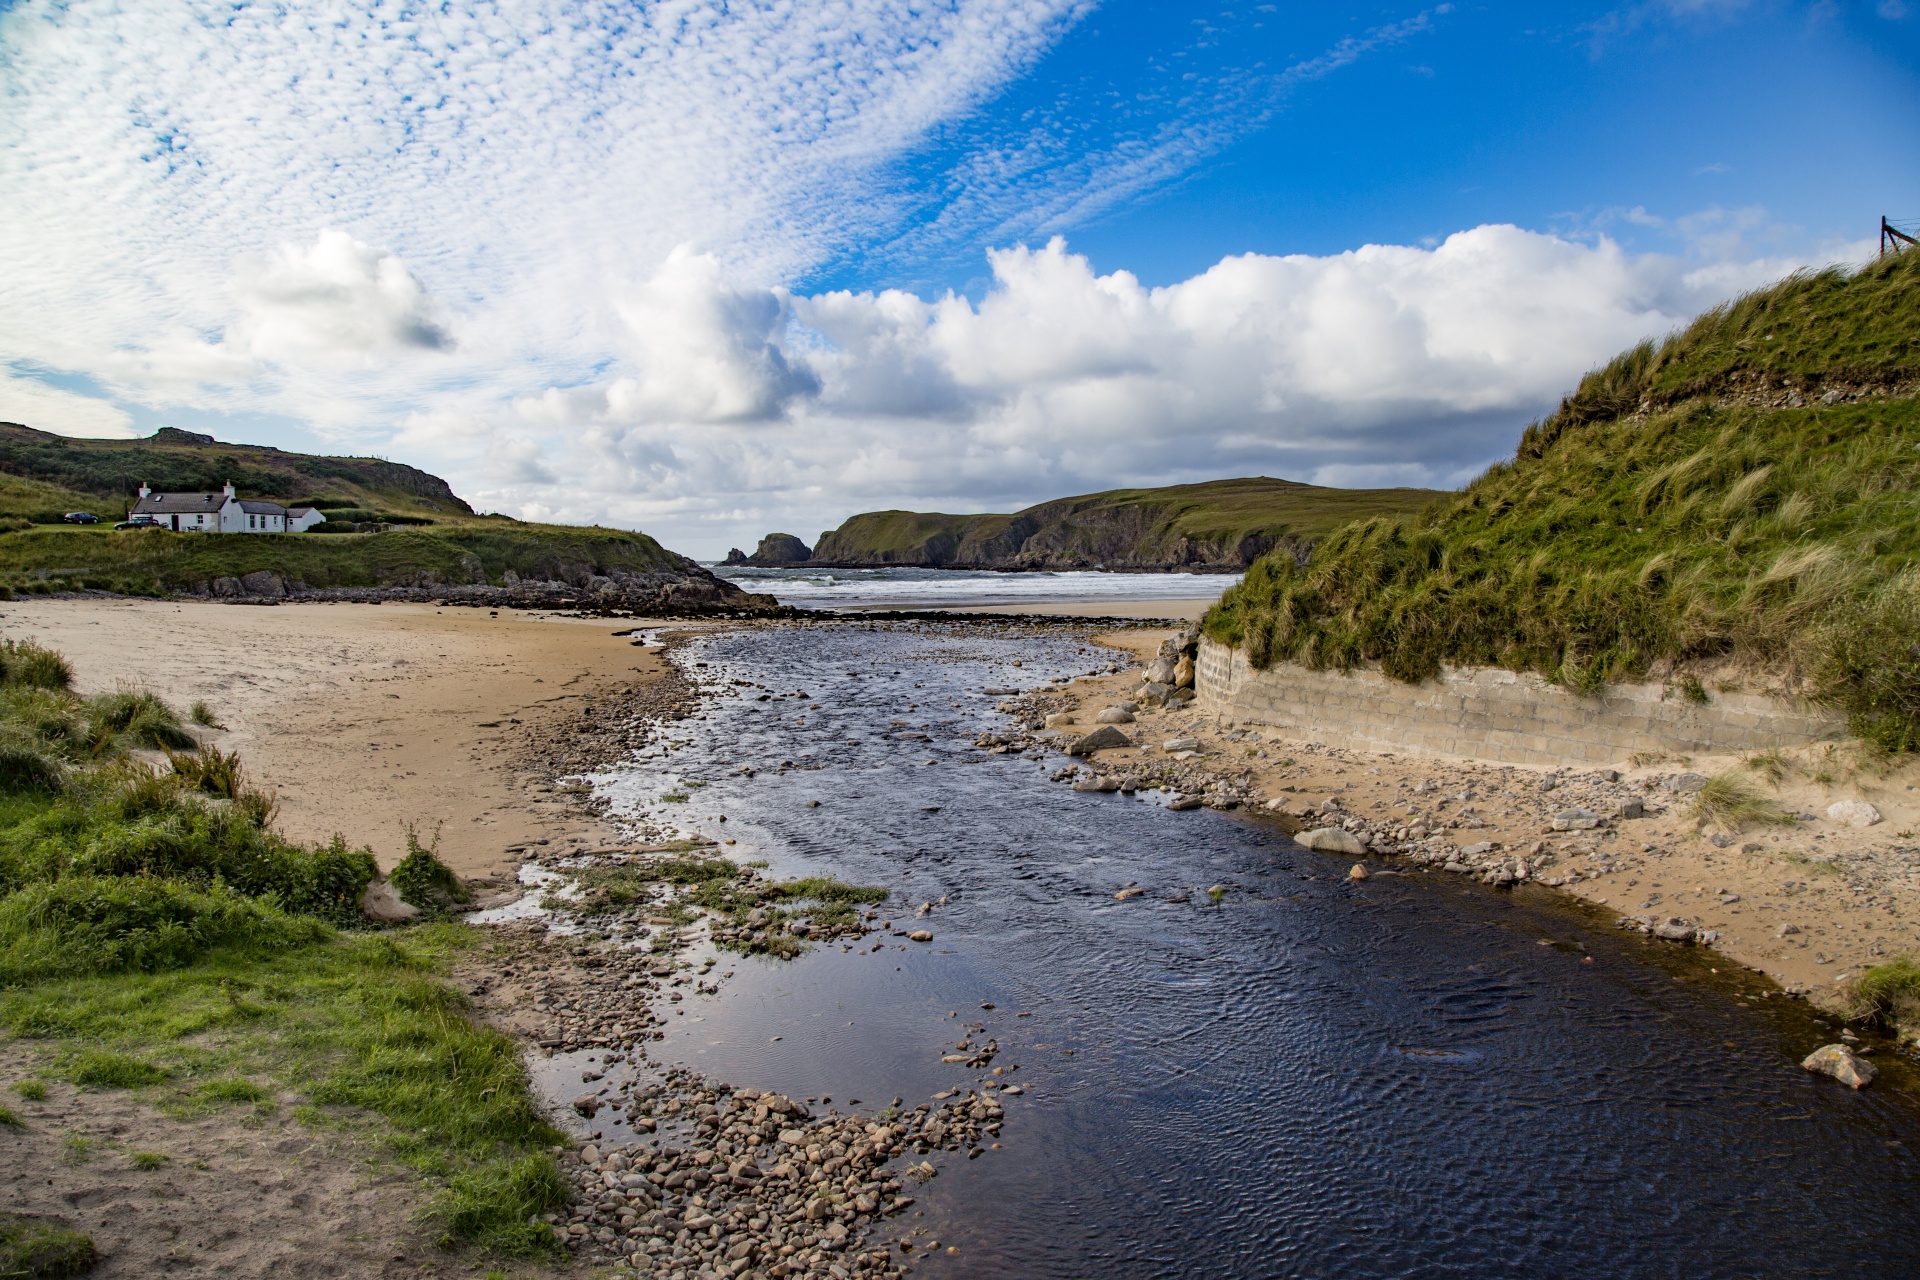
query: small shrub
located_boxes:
[0,1212,98,1278]
[69,1051,169,1089]
[1690,771,1795,833]
[388,826,468,912]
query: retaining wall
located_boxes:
[1195,639,1847,767]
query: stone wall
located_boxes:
[1195,639,1847,767]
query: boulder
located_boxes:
[360,877,421,923]
[1295,827,1366,855]
[238,570,285,598]
[1652,917,1697,942]
[1069,726,1132,755]
[1166,795,1202,811]
[1174,655,1195,688]
[211,575,244,598]
[1552,808,1605,831]
[1071,775,1121,792]
[1094,707,1135,724]
[1617,798,1646,820]
[1162,737,1200,752]
[1146,658,1177,684]
[1137,681,1176,706]
[1346,863,1369,881]
[1802,1043,1877,1089]
[1663,772,1709,793]
[1826,799,1883,828]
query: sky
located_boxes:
[1,0,1915,559]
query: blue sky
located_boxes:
[0,0,1914,556]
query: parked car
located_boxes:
[113,516,161,531]
[62,511,99,524]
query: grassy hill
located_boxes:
[0,423,471,523]
[1205,248,1920,748]
[0,423,720,599]
[808,477,1442,571]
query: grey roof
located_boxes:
[238,500,288,516]
[131,492,231,515]
[287,506,317,516]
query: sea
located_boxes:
[707,565,1239,613]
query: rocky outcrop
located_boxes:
[726,532,813,567]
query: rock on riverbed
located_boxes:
[1802,1043,1877,1088]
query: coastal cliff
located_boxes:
[785,477,1439,572]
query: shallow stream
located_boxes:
[589,622,1920,1278]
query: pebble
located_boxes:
[1803,1043,1877,1089]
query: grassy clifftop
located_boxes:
[809,477,1441,571]
[1206,248,1920,747]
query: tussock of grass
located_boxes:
[1848,956,1920,1037]
[0,1212,97,1278]
[0,1101,19,1128]
[14,1080,46,1100]
[129,1151,168,1170]
[69,1050,170,1089]
[187,700,222,729]
[1205,249,1920,745]
[1744,749,1791,786]
[1689,771,1797,833]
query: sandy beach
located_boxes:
[0,598,666,877]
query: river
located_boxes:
[587,620,1920,1278]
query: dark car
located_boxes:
[113,516,161,531]
[62,511,99,524]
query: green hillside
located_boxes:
[0,423,728,599]
[0,523,689,597]
[0,423,471,523]
[1205,249,1920,747]
[809,477,1441,571]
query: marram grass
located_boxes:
[1206,248,1920,748]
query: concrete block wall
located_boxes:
[1195,639,1847,768]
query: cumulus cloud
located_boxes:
[234,230,453,364]
[507,224,1836,553]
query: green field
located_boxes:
[1205,248,1920,747]
[810,476,1443,569]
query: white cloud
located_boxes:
[503,224,1849,555]
[0,373,135,438]
[235,230,453,365]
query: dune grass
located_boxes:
[1205,249,1920,747]
[0,1212,98,1278]
[1848,956,1920,1038]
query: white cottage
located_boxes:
[129,482,326,533]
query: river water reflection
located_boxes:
[592,622,1920,1278]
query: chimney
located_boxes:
[222,479,236,499]
[137,483,150,499]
